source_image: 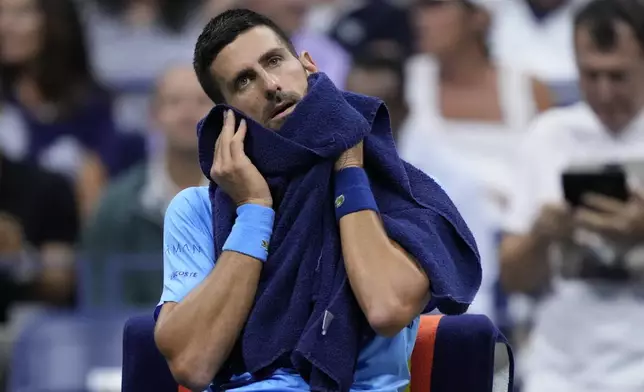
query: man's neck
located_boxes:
[437,46,493,86]
[164,148,203,190]
[440,57,492,86]
[600,104,644,136]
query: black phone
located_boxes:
[562,165,629,208]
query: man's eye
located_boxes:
[238,77,250,89]
[268,56,282,67]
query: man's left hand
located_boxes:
[574,191,644,246]
[335,141,364,171]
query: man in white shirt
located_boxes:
[500,1,644,391]
[490,0,584,105]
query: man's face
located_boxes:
[576,22,644,132]
[211,26,317,130]
[152,66,213,152]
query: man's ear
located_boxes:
[299,51,318,74]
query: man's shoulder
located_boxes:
[527,102,599,143]
[168,186,210,210]
[165,186,212,229]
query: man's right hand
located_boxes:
[211,110,272,208]
[531,203,573,242]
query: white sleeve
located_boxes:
[503,120,551,235]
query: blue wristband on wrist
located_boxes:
[334,167,379,221]
[222,203,275,262]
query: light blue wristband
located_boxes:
[222,204,275,262]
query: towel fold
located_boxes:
[196,72,481,391]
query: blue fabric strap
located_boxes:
[334,167,379,221]
[222,203,275,262]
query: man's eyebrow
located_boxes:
[257,47,287,64]
[226,47,288,90]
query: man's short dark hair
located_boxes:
[574,0,644,53]
[193,8,298,103]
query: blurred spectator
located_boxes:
[0,0,119,218]
[330,0,414,61]
[500,1,644,390]
[0,100,24,158]
[0,150,78,316]
[85,0,202,133]
[400,0,553,225]
[201,0,239,18]
[491,0,585,105]
[305,0,362,34]
[239,0,351,87]
[81,65,210,307]
[345,51,407,141]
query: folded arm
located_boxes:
[155,251,262,391]
[340,210,431,337]
[153,190,266,391]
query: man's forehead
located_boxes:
[211,26,287,79]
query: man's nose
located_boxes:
[596,77,616,103]
[262,72,282,100]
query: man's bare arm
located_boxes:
[499,233,551,293]
[156,111,273,390]
[500,204,573,293]
[334,142,429,336]
[155,251,261,390]
[339,210,430,337]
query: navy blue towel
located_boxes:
[196,73,481,392]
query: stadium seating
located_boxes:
[9,311,133,392]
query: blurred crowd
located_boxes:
[1,0,644,391]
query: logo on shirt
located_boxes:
[171,271,198,280]
[165,243,204,255]
[335,194,345,208]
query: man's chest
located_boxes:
[534,136,644,204]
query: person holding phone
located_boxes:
[499,1,644,391]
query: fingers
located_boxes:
[230,119,247,160]
[631,189,644,204]
[543,203,569,214]
[214,113,223,166]
[574,208,625,236]
[582,193,626,214]
[541,203,571,222]
[217,109,235,166]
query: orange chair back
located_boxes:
[409,315,443,392]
